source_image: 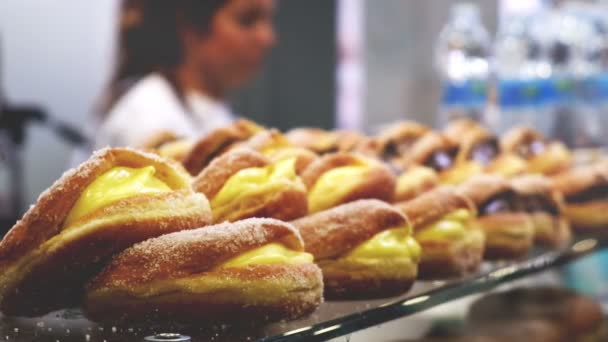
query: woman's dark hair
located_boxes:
[98,0,228,116]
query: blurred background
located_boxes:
[0,0,607,225]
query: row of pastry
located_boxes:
[0,118,605,325]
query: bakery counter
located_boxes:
[1,232,604,342]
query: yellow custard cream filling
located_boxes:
[396,167,436,195]
[212,158,305,208]
[308,162,370,213]
[65,166,171,226]
[414,209,471,241]
[344,226,421,261]
[220,243,314,268]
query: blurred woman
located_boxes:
[95,0,275,148]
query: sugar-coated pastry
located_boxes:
[137,130,182,150]
[0,148,212,316]
[511,175,571,247]
[552,162,608,231]
[395,187,484,279]
[394,166,440,202]
[239,129,318,174]
[300,152,396,213]
[85,218,323,323]
[501,127,572,175]
[192,148,308,223]
[292,199,420,299]
[285,128,367,154]
[459,175,534,259]
[485,153,528,178]
[181,119,263,175]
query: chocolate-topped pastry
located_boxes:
[444,118,500,167]
[404,132,483,185]
[395,187,485,279]
[459,175,534,259]
[511,175,571,247]
[373,121,431,167]
[404,132,459,171]
[501,127,572,176]
[552,162,608,231]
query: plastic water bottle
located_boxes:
[436,3,491,126]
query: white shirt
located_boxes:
[94,73,233,149]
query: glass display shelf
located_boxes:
[0,233,605,342]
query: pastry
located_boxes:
[395,187,484,279]
[85,218,323,322]
[181,119,263,175]
[192,148,308,223]
[405,132,482,185]
[511,175,571,246]
[300,152,396,213]
[459,175,534,259]
[0,148,212,316]
[292,199,420,299]
[285,128,366,155]
[239,129,318,174]
[394,166,440,202]
[373,121,431,168]
[501,127,572,175]
[552,162,608,231]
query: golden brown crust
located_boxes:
[285,127,337,153]
[486,153,528,177]
[181,119,262,175]
[402,131,458,166]
[417,229,485,279]
[394,186,476,229]
[443,118,485,141]
[476,213,534,260]
[458,174,514,206]
[87,218,305,291]
[511,174,563,206]
[2,191,212,316]
[551,164,608,196]
[530,213,572,247]
[0,148,191,266]
[85,218,323,322]
[394,166,440,202]
[86,264,323,323]
[238,129,319,173]
[500,126,545,154]
[377,121,430,146]
[562,201,608,231]
[0,148,211,315]
[137,130,180,150]
[191,148,270,199]
[291,199,409,259]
